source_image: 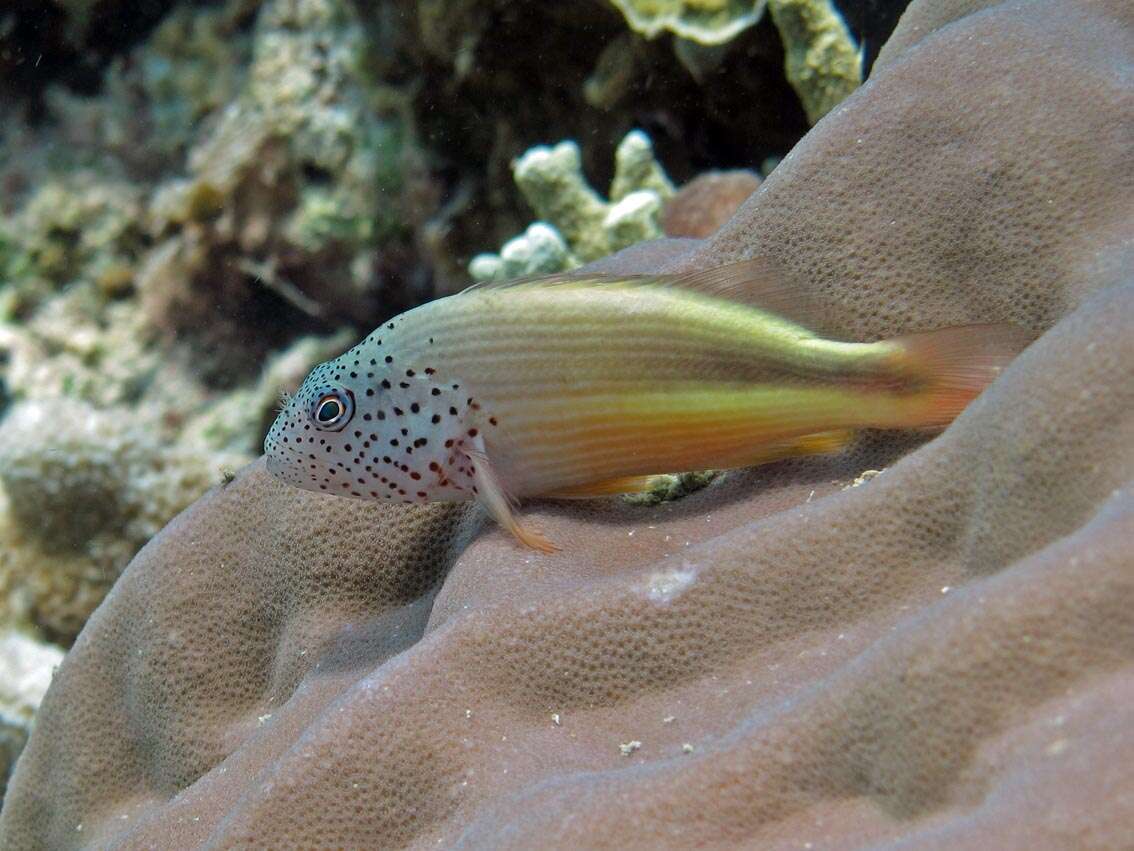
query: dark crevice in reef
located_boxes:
[0,0,256,117]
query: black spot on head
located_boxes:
[385,355,393,363]
[410,403,420,414]
[431,388,441,396]
[431,414,441,424]
[381,379,392,389]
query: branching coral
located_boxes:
[468,130,676,281]
[608,0,769,45]
[608,0,861,124]
[767,0,862,124]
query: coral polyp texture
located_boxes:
[0,630,63,802]
[0,0,847,795]
[3,0,1132,847]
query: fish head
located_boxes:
[265,342,481,503]
[263,353,366,493]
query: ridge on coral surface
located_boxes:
[2,0,1133,848]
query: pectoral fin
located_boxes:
[462,447,560,554]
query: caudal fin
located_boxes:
[889,323,1036,428]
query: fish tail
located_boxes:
[886,323,1036,428]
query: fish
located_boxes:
[264,260,1033,553]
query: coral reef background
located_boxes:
[0,0,902,801]
[1,0,1132,845]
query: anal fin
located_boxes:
[545,475,666,499]
[780,429,854,459]
[708,429,854,472]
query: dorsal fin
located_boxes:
[460,257,824,331]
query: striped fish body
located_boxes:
[265,265,1031,551]
[389,285,907,496]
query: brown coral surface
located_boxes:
[3,0,1133,848]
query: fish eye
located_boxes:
[311,390,353,430]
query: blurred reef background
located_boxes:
[0,0,905,798]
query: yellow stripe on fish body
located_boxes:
[392,285,903,492]
[263,262,1033,553]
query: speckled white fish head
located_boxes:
[264,333,485,504]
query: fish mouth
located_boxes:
[264,451,286,476]
[263,439,302,481]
